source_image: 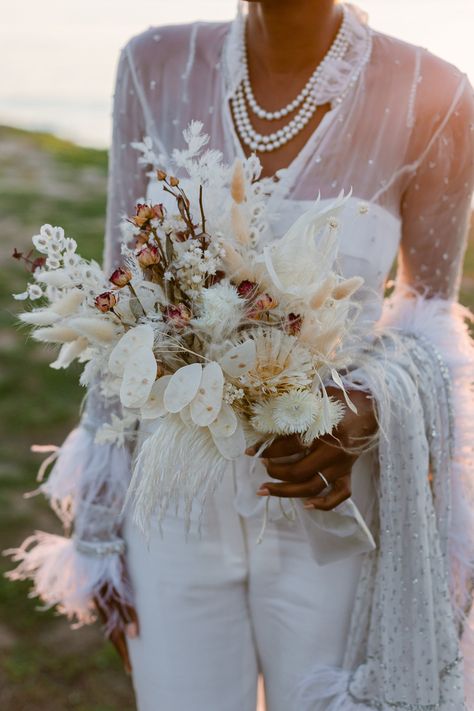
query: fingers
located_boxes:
[247,434,304,459]
[258,469,335,499]
[263,444,339,483]
[304,474,352,511]
[109,627,133,675]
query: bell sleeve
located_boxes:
[5,41,149,633]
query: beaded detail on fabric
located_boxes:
[74,537,126,557]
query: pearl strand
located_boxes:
[243,5,350,122]
[231,7,352,153]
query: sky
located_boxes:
[0,0,473,147]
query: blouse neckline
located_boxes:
[220,2,373,197]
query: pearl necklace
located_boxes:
[231,5,350,153]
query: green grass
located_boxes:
[0,124,472,710]
[0,126,135,711]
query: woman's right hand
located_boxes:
[93,564,139,675]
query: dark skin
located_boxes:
[101,0,378,672]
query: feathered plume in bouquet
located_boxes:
[13,121,364,534]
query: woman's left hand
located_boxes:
[248,387,377,511]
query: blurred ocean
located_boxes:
[0,0,472,148]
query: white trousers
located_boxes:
[123,465,369,711]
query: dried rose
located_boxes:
[237,280,256,298]
[137,244,160,267]
[95,291,118,313]
[163,303,192,329]
[31,256,47,272]
[286,312,302,335]
[157,169,167,181]
[109,267,132,287]
[135,231,150,248]
[133,203,164,228]
[248,292,277,318]
[169,176,180,187]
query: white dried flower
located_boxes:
[250,399,277,433]
[241,329,314,395]
[223,382,245,405]
[271,389,321,434]
[192,284,244,337]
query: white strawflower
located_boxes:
[250,399,277,433]
[271,389,321,434]
[192,283,244,338]
[301,394,346,445]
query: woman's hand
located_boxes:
[249,387,377,511]
[93,561,139,675]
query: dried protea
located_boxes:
[109,267,132,287]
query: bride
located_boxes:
[7,1,474,709]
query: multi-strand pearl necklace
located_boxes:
[231,5,350,153]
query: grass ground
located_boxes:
[0,124,472,711]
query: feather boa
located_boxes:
[4,532,133,635]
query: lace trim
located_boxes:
[222,2,373,107]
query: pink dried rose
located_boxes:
[237,280,257,298]
[137,244,160,267]
[95,291,118,313]
[247,292,277,319]
[109,267,132,287]
[133,203,164,227]
[163,303,192,329]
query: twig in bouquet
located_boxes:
[126,283,147,317]
[198,185,206,236]
[154,333,212,364]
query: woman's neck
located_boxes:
[246,0,341,76]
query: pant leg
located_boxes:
[246,458,375,711]
[122,472,259,711]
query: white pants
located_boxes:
[123,465,369,711]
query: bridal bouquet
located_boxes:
[13,122,363,532]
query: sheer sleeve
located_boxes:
[398,70,474,299]
[5,41,149,633]
[376,67,474,702]
[103,41,149,273]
